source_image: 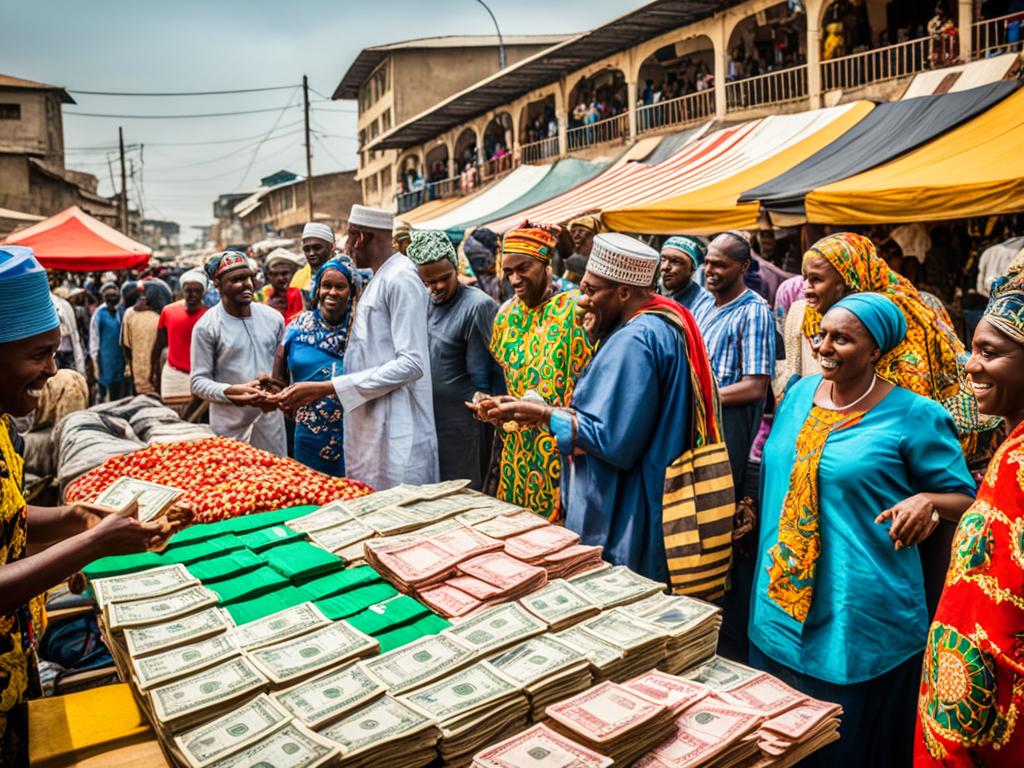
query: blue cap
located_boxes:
[829,293,907,353]
[0,246,60,344]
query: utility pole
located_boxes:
[118,126,128,233]
[303,75,314,220]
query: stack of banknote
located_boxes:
[487,634,593,720]
[753,698,843,767]
[566,565,666,608]
[517,578,601,630]
[575,609,670,680]
[546,680,678,766]
[470,723,613,768]
[635,696,764,768]
[617,592,723,673]
[318,694,442,768]
[399,661,531,765]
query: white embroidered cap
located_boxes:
[586,232,660,287]
[301,222,335,244]
[348,204,394,231]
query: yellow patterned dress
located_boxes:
[0,415,44,763]
[489,291,592,520]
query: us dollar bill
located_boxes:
[399,661,520,723]
[272,662,385,729]
[246,621,378,684]
[92,563,198,605]
[318,695,436,756]
[124,607,232,657]
[229,603,330,651]
[358,633,476,694]
[94,477,183,522]
[172,694,291,768]
[106,585,218,629]
[202,721,339,768]
[133,633,239,690]
[150,656,267,725]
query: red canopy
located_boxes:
[4,205,152,272]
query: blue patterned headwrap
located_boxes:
[661,236,706,269]
[984,251,1024,345]
[311,255,358,300]
[0,246,60,344]
[829,293,907,353]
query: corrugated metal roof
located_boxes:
[0,73,75,104]
[333,34,571,100]
[366,0,739,151]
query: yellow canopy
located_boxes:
[806,87,1024,225]
[602,101,873,235]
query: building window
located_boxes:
[0,104,21,120]
[380,166,391,190]
[381,109,392,132]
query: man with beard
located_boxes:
[276,205,437,489]
[190,251,286,455]
[89,281,128,401]
[151,269,209,406]
[408,230,501,489]
[481,233,722,583]
[660,235,713,319]
[290,222,336,303]
[471,227,591,521]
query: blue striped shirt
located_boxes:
[696,289,775,387]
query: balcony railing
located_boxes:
[482,154,513,180]
[636,90,714,135]
[426,176,461,200]
[726,64,808,112]
[972,12,1024,58]
[396,189,424,214]
[819,34,952,92]
[520,135,560,164]
[566,112,629,152]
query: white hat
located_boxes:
[348,204,394,231]
[587,233,660,287]
[302,222,335,244]
[264,248,304,271]
[180,268,208,289]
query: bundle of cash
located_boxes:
[419,550,548,617]
[517,579,600,631]
[317,694,440,768]
[92,476,185,523]
[503,525,580,561]
[634,697,763,768]
[567,565,666,609]
[171,694,293,768]
[105,584,219,630]
[246,621,379,685]
[617,592,722,673]
[542,544,605,580]
[92,563,199,607]
[306,518,375,556]
[577,609,669,681]
[358,633,477,694]
[131,633,240,690]
[286,501,358,534]
[443,603,547,656]
[754,697,842,766]
[272,661,387,729]
[623,669,710,715]
[487,634,592,720]
[364,538,460,592]
[470,723,613,768]
[552,627,625,682]
[680,656,763,693]
[414,479,473,499]
[148,655,269,731]
[121,606,234,658]
[469,509,548,539]
[399,661,530,764]
[202,721,340,768]
[546,680,677,766]
[716,673,806,718]
[229,602,332,651]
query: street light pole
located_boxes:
[474,0,506,70]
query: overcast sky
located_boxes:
[3,0,638,241]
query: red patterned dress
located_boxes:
[916,419,1024,765]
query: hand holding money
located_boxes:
[88,512,169,556]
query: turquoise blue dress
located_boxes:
[749,376,975,685]
[283,309,348,476]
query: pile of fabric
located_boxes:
[65,437,372,523]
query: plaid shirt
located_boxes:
[696,288,776,387]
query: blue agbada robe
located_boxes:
[554,313,691,584]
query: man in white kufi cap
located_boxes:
[480,232,727,590]
[277,204,438,489]
[151,268,210,406]
[291,221,336,299]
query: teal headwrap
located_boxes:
[407,230,457,268]
[662,236,706,269]
[311,255,358,299]
[0,246,60,344]
[829,293,907,353]
[983,252,1024,345]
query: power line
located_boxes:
[65,103,302,120]
[144,129,306,172]
[234,90,303,191]
[68,84,299,97]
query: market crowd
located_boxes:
[1,203,1023,766]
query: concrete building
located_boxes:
[0,73,117,224]
[356,0,1015,214]
[333,34,569,210]
[140,218,181,261]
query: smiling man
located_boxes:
[190,251,286,455]
[479,233,722,583]
[660,235,713,319]
[409,230,501,489]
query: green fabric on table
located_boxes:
[185,549,266,583]
[163,505,322,548]
[209,566,292,605]
[157,534,245,566]
[313,582,399,621]
[83,551,164,580]
[224,586,317,625]
[263,541,345,581]
[236,525,306,552]
[346,595,431,637]
[294,565,381,601]
[375,613,451,653]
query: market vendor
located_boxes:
[0,246,168,763]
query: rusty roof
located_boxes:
[0,74,75,104]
